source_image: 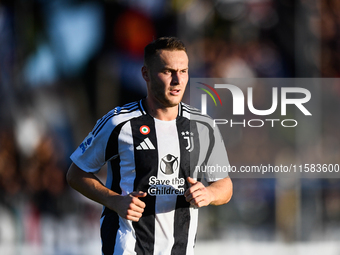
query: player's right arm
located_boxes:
[66,163,146,222]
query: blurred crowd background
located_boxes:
[0,0,340,254]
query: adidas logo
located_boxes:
[136,137,155,150]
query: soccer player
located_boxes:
[67,37,233,255]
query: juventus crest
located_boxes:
[181,131,194,152]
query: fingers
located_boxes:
[184,177,203,198]
[185,187,206,207]
[126,201,144,221]
[129,193,146,209]
[121,191,147,222]
[185,179,211,207]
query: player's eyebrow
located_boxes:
[162,66,189,72]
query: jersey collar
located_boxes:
[139,99,183,118]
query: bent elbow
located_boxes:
[66,168,74,187]
[66,163,78,188]
[225,178,233,204]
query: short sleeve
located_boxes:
[204,124,230,182]
[70,116,116,173]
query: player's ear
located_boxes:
[141,66,150,82]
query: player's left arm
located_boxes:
[184,176,233,207]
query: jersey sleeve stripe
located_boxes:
[138,99,147,115]
[181,103,202,115]
[93,105,139,137]
[124,101,139,107]
[92,102,139,134]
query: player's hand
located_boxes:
[184,177,214,207]
[114,191,147,222]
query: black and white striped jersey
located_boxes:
[70,99,230,255]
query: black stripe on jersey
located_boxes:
[181,105,217,178]
[195,120,215,182]
[101,209,120,255]
[197,120,215,165]
[171,117,200,254]
[101,161,121,255]
[178,102,183,117]
[93,103,139,137]
[131,115,158,255]
[101,122,126,255]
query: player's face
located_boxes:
[144,50,189,108]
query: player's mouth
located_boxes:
[170,88,181,96]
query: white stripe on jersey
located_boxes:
[117,121,136,196]
[186,207,198,255]
[153,118,180,255]
[113,121,137,255]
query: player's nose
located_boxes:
[171,72,180,85]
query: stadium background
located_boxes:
[0,0,340,254]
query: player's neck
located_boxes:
[144,98,179,121]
